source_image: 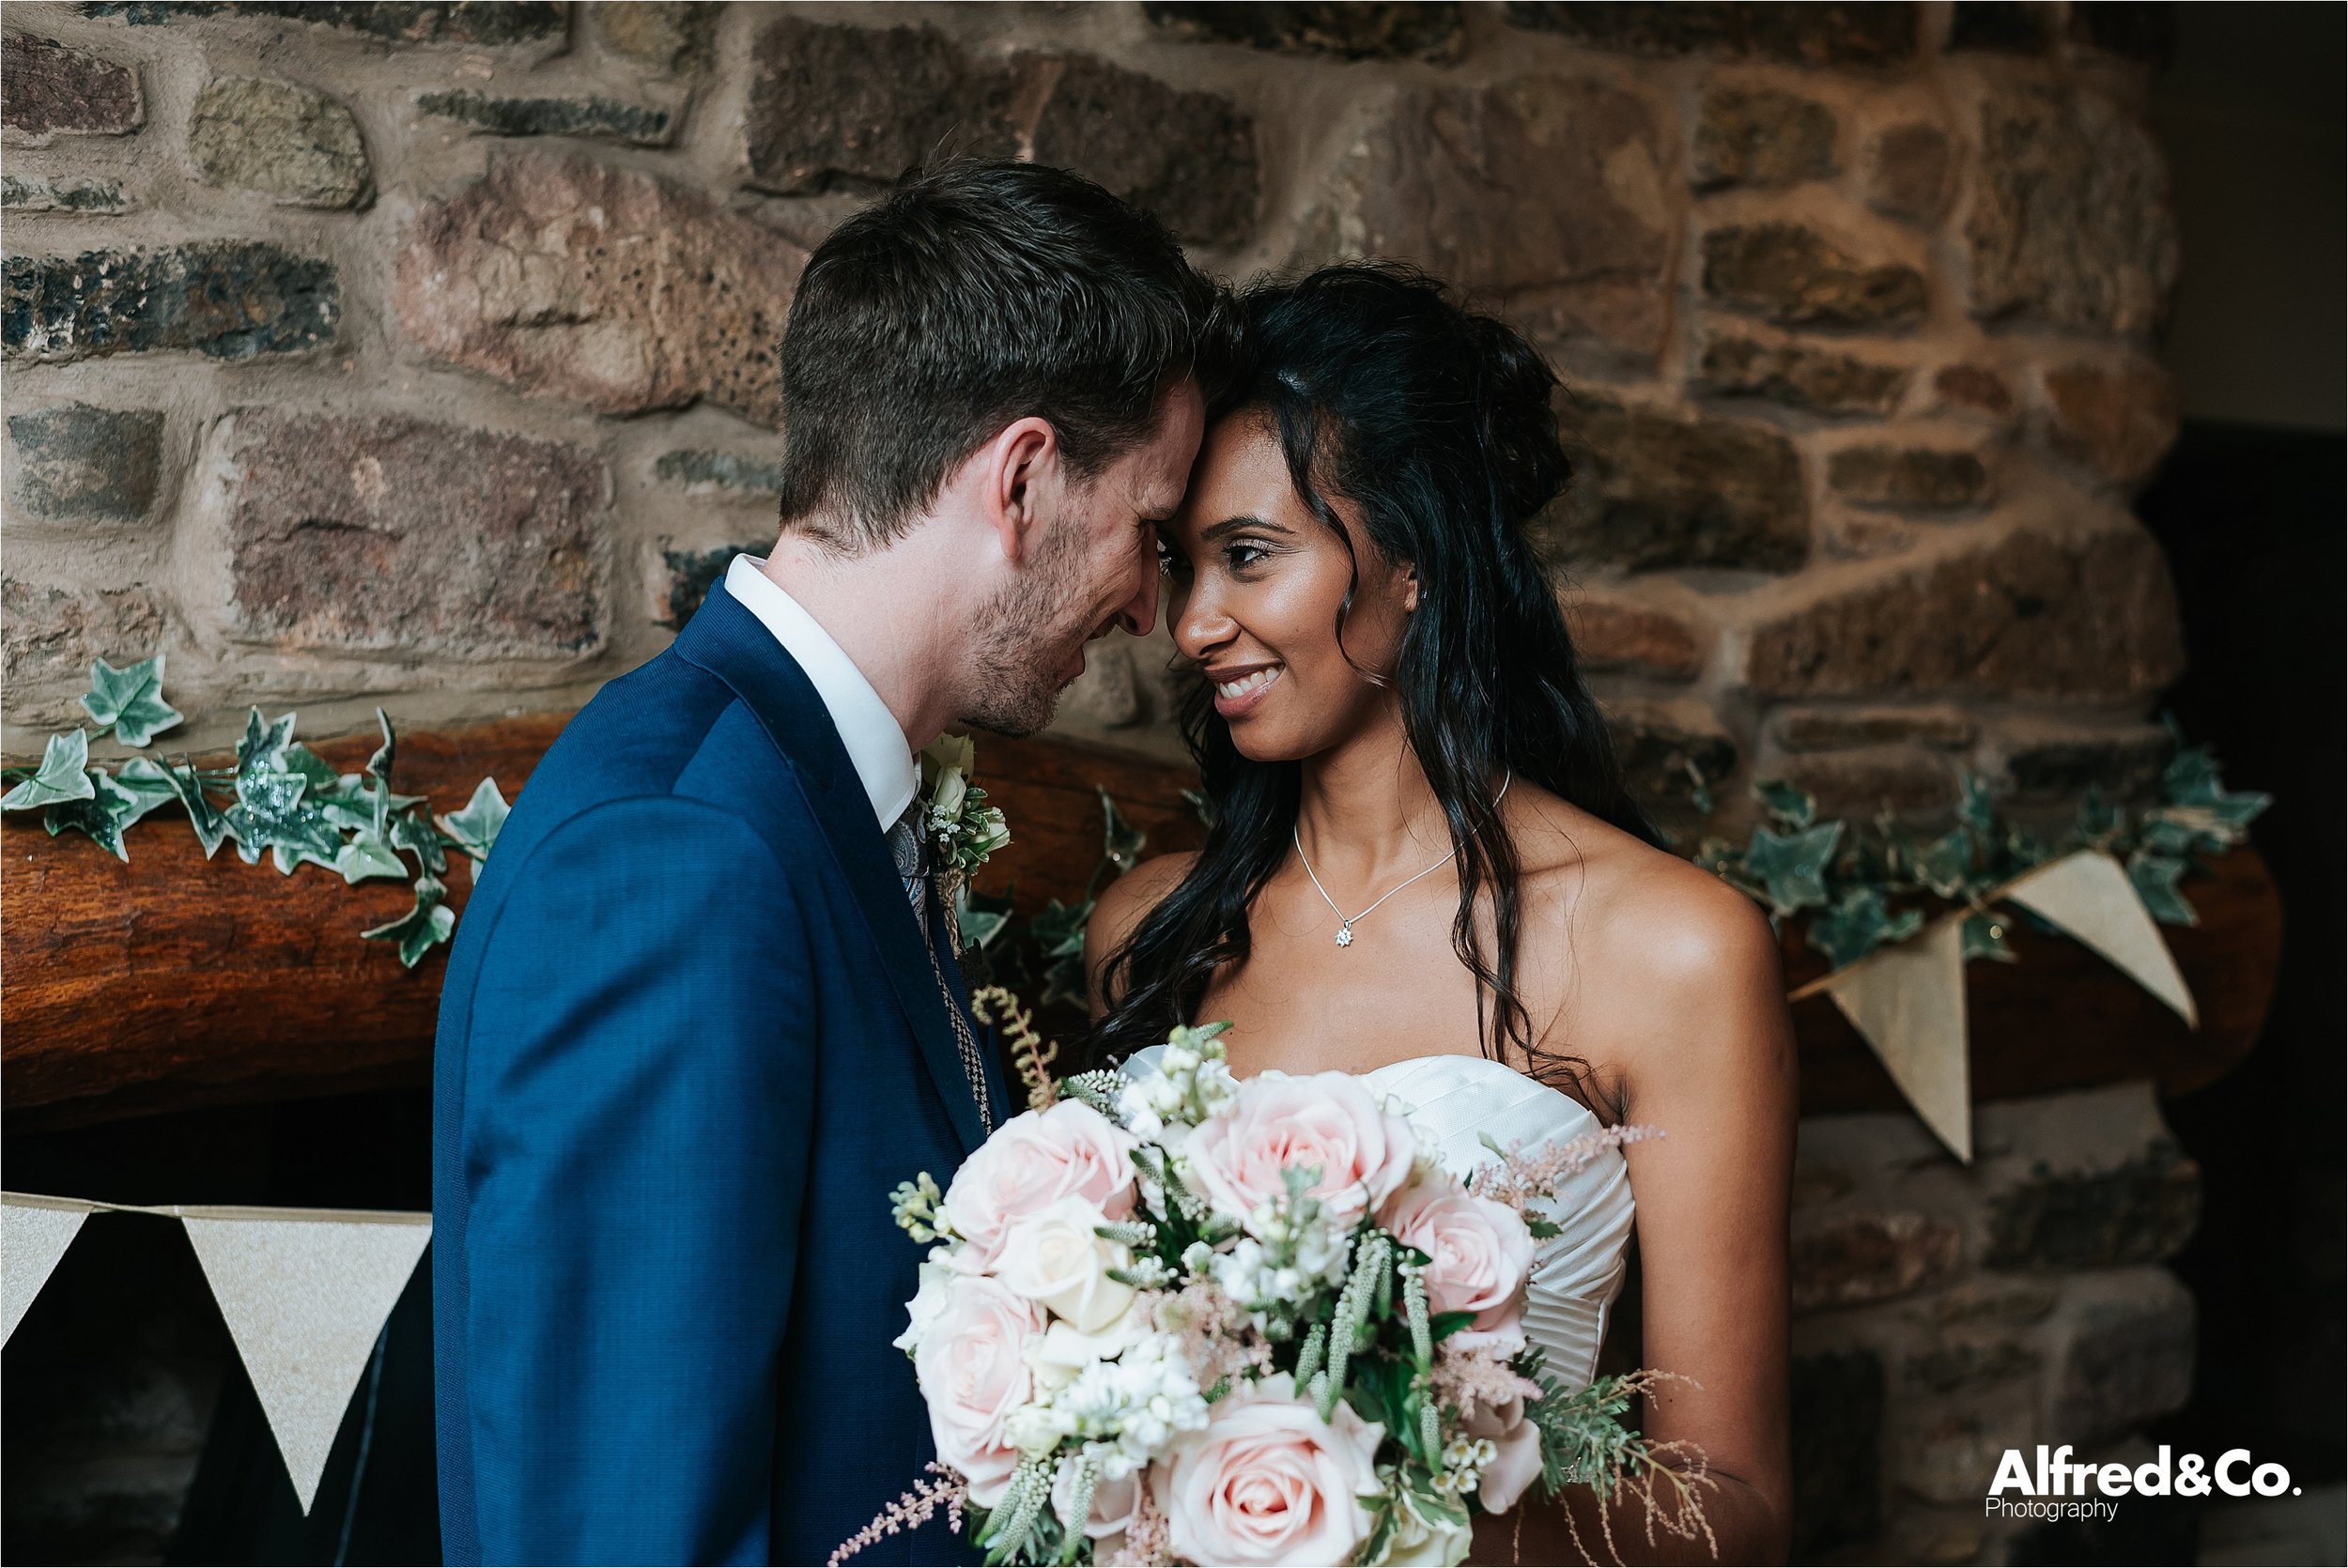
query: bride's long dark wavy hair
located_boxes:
[1090,263,1663,1091]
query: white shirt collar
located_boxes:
[723,553,919,829]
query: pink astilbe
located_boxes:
[1150,1281,1272,1389]
[1468,1125,1663,1214]
[1429,1342,1542,1419]
[828,1462,968,1566]
[1102,1479,1174,1566]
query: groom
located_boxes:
[433,161,1227,1565]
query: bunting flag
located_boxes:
[2003,849,2199,1027]
[0,1192,429,1515]
[1819,913,1973,1162]
[3,1193,91,1345]
[183,1209,433,1513]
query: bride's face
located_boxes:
[1161,411,1416,761]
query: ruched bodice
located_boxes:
[1359,1054,1633,1396]
[1118,1048,1635,1396]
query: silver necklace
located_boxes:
[1292,774,1513,948]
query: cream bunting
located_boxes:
[1819,913,1973,1162]
[3,1193,92,1345]
[2002,849,2198,1027]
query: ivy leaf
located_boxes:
[364,708,396,784]
[954,884,1016,954]
[2127,850,2198,927]
[112,757,181,828]
[159,761,232,858]
[80,655,183,747]
[2074,784,2122,843]
[1808,885,1923,970]
[236,707,298,780]
[1744,820,1842,915]
[439,778,510,863]
[334,835,409,885]
[42,771,146,861]
[2,730,97,810]
[279,744,343,800]
[1099,788,1146,876]
[1751,777,1816,830]
[1912,827,1974,899]
[224,770,342,874]
[384,808,446,874]
[363,873,456,969]
[1680,758,1715,818]
[1956,774,1998,835]
[1962,912,2018,963]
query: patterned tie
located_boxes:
[888,801,996,1136]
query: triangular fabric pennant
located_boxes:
[3,1195,91,1345]
[183,1213,431,1513]
[1824,913,1972,1162]
[2002,849,2198,1027]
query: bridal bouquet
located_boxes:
[838,1021,1713,1567]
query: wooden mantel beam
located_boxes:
[1,715,2281,1130]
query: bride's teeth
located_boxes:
[1215,669,1277,699]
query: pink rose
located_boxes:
[1184,1072,1416,1231]
[1461,1393,1545,1514]
[1153,1373,1384,1565]
[942,1100,1139,1270]
[913,1274,1045,1507]
[1381,1183,1535,1353]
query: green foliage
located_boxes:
[3,659,502,967]
[1695,721,2268,975]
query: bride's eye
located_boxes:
[1224,540,1271,572]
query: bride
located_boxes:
[1084,265,1797,1563]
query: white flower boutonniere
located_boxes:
[919,736,1011,955]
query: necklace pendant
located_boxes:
[1335,922,1354,948]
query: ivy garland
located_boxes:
[1,655,508,968]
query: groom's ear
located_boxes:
[978,417,1061,565]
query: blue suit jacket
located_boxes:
[433,579,1007,1565]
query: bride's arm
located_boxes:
[1481,869,1798,1565]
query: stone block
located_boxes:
[1702,223,1928,329]
[1025,54,1260,249]
[1058,642,1143,729]
[2051,1269,2195,1445]
[1933,363,2015,418]
[1692,87,1836,190]
[1502,2,1920,70]
[1997,719,2173,798]
[1774,745,1958,817]
[593,1,717,70]
[2,580,168,724]
[1864,121,1953,223]
[1774,706,1975,752]
[1603,699,1737,804]
[8,404,165,523]
[1695,331,1908,417]
[1,177,131,214]
[394,151,805,425]
[2,36,142,144]
[1304,77,1677,372]
[1143,2,1465,61]
[2070,2,2176,63]
[83,2,564,45]
[743,18,1021,195]
[1894,1399,2035,1504]
[1743,522,2185,699]
[1789,1350,1885,1560]
[656,540,762,627]
[1827,446,1992,512]
[1547,393,1806,571]
[1793,1212,1963,1311]
[417,90,674,146]
[189,77,371,208]
[216,409,605,659]
[1563,593,1706,681]
[2042,361,2179,486]
[4,242,338,364]
[1984,1143,2201,1270]
[1905,1337,2041,1394]
[1969,85,2177,338]
[656,450,784,495]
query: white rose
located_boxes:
[893,1255,957,1354]
[1026,1299,1154,1395]
[996,1194,1136,1332]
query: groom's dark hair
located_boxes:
[772,159,1236,550]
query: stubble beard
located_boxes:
[959,530,1093,738]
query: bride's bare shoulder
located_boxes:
[1084,851,1197,965]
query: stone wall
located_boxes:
[4,0,2186,839]
[2,4,2205,1562]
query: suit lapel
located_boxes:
[673,580,990,1156]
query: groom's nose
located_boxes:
[1105,533,1159,639]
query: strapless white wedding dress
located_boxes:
[1121,1049,1635,1396]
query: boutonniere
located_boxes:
[919,735,1010,952]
